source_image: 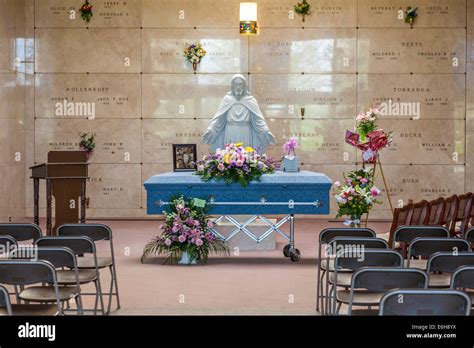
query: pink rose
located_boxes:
[370,187,381,196]
[217,163,225,171]
[207,221,214,228]
[164,238,172,246]
[193,220,200,227]
[360,178,368,184]
[334,181,341,187]
[195,239,203,246]
[178,235,186,243]
[236,160,243,167]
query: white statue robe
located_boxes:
[203,93,276,152]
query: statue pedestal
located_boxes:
[213,216,276,251]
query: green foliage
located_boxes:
[79,132,95,152]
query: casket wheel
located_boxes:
[289,249,301,262]
[283,244,291,257]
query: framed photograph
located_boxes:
[173,144,197,172]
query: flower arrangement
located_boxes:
[294,0,310,22]
[345,106,392,163]
[183,43,207,72]
[283,137,299,158]
[334,168,381,227]
[79,0,93,23]
[405,6,418,28]
[195,143,279,187]
[79,132,95,154]
[142,196,229,264]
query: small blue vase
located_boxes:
[281,156,300,172]
[178,251,197,265]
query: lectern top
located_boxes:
[48,151,88,163]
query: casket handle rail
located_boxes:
[155,198,323,207]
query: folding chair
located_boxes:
[451,265,474,312]
[467,228,474,244]
[0,235,17,257]
[379,289,471,316]
[316,227,375,314]
[0,285,12,315]
[0,260,62,315]
[426,197,445,226]
[11,247,84,315]
[427,252,474,288]
[325,237,388,314]
[385,203,413,247]
[441,195,458,233]
[392,226,449,257]
[0,223,42,243]
[343,268,428,315]
[57,223,120,314]
[36,236,105,315]
[406,237,470,270]
[451,193,473,237]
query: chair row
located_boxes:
[316,226,474,315]
[0,223,120,316]
[387,193,474,245]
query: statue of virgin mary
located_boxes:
[202,74,276,152]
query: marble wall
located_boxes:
[28,0,474,219]
[0,0,28,221]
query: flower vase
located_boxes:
[344,214,361,228]
[192,63,198,72]
[178,251,197,265]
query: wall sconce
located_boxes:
[240,2,258,35]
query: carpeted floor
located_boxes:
[29,218,390,315]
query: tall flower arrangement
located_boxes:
[142,196,229,264]
[334,168,381,226]
[195,143,279,187]
[183,43,207,72]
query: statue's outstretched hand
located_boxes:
[202,129,213,143]
[263,131,277,145]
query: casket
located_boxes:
[144,171,332,215]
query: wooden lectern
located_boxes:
[30,151,89,236]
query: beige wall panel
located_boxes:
[358,29,466,73]
[0,119,24,164]
[251,74,357,119]
[142,29,248,73]
[0,164,26,220]
[357,74,466,119]
[0,0,16,29]
[142,74,231,119]
[256,0,357,28]
[375,119,465,165]
[358,0,466,28]
[35,73,141,119]
[86,163,141,209]
[34,119,141,164]
[34,0,141,28]
[469,0,474,61]
[0,27,15,72]
[250,29,356,73]
[264,119,357,164]
[142,0,239,28]
[0,73,16,118]
[142,118,211,163]
[35,29,141,73]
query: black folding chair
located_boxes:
[345,268,428,315]
[57,223,120,314]
[379,289,471,316]
[0,285,12,315]
[316,227,375,314]
[11,247,84,315]
[392,226,449,249]
[0,235,17,256]
[325,238,391,315]
[466,228,474,244]
[427,252,474,288]
[36,236,105,315]
[407,237,471,270]
[0,260,62,315]
[451,265,474,312]
[0,223,42,243]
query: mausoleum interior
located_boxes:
[1,0,474,320]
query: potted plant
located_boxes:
[79,132,95,159]
[141,196,229,265]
